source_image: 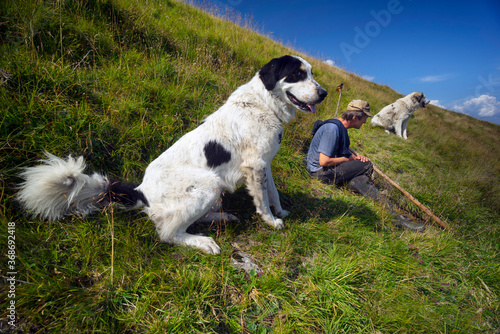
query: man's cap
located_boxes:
[347,100,373,117]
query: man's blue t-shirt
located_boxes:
[306,121,351,172]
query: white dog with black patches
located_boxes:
[371,92,430,139]
[17,55,327,254]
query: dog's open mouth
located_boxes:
[286,92,317,113]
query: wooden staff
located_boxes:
[349,148,451,231]
[334,83,343,118]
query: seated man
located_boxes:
[306,100,425,231]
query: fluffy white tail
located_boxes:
[370,114,382,127]
[16,152,110,220]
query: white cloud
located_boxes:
[453,95,500,117]
[362,75,374,82]
[325,59,335,66]
[429,100,445,108]
[418,74,453,83]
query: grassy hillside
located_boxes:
[1,0,499,332]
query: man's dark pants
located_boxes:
[309,160,374,187]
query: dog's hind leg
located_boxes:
[143,173,224,254]
[148,203,222,254]
[370,115,382,128]
[196,199,240,223]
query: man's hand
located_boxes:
[351,154,371,162]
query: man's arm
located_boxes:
[319,153,352,167]
[319,153,370,167]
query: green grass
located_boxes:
[1,0,499,332]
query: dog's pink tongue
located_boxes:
[308,104,317,113]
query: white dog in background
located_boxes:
[371,92,430,139]
[17,55,327,255]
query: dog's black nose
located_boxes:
[318,88,328,101]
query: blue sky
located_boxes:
[198,0,500,124]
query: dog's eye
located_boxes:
[285,70,306,83]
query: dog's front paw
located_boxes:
[276,209,290,218]
[273,218,284,230]
[260,213,284,230]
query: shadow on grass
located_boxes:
[187,186,380,238]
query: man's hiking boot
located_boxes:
[347,175,426,232]
[393,214,426,232]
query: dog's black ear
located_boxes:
[259,57,282,90]
[411,92,423,104]
[259,55,298,91]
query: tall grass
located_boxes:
[1,0,499,332]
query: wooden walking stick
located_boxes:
[349,148,451,231]
[334,83,343,117]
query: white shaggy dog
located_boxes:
[17,55,327,254]
[371,92,430,139]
